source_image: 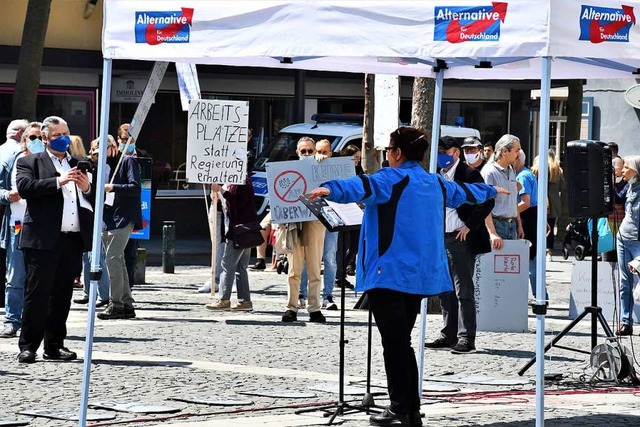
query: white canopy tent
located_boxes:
[79,1,640,426]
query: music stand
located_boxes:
[518,217,615,376]
[295,195,383,424]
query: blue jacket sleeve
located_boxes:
[322,172,392,205]
[441,178,497,208]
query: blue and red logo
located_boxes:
[434,2,508,43]
[135,8,194,45]
[579,4,635,43]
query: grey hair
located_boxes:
[297,136,315,148]
[6,119,29,139]
[41,116,67,139]
[493,134,520,161]
[623,155,640,174]
[516,149,526,167]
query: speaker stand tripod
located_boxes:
[518,217,615,376]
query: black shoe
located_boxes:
[370,407,411,426]
[281,310,297,322]
[97,303,125,320]
[18,350,36,364]
[309,311,326,323]
[450,339,476,354]
[425,337,454,349]
[617,324,633,336]
[346,265,356,276]
[249,258,266,270]
[335,278,354,290]
[123,305,136,319]
[43,347,77,361]
[96,299,110,308]
[73,296,89,304]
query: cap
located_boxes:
[438,136,461,150]
[461,136,482,148]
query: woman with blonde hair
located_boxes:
[532,149,565,262]
[68,135,87,159]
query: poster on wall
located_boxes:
[186,99,250,184]
[473,239,530,332]
[265,157,355,223]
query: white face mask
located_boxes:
[464,151,482,165]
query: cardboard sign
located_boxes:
[186,99,249,184]
[474,240,529,332]
[265,157,355,223]
[569,261,640,324]
[374,74,400,148]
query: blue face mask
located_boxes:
[49,135,71,153]
[437,153,455,169]
[119,143,136,154]
[27,138,45,154]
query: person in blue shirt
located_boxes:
[307,126,506,427]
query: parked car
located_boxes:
[251,114,480,214]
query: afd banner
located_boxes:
[266,157,355,224]
[131,157,153,240]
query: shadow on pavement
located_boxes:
[65,335,160,344]
[92,359,192,368]
[225,319,307,327]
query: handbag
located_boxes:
[587,217,615,254]
[233,221,264,250]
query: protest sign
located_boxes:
[266,157,355,223]
[569,261,640,324]
[374,74,400,148]
[473,239,529,332]
[186,99,249,184]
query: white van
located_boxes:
[251,115,480,213]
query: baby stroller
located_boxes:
[562,218,592,260]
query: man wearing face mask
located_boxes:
[461,137,486,172]
[425,137,494,354]
[15,116,94,363]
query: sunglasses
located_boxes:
[299,149,315,155]
[384,146,398,153]
[28,135,41,141]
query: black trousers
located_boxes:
[124,238,138,288]
[367,288,423,415]
[19,233,83,353]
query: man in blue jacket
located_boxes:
[308,127,506,426]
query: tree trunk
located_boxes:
[410,76,440,313]
[12,0,52,120]
[411,77,436,168]
[361,73,379,174]
[556,80,583,247]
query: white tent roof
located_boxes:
[103,0,640,79]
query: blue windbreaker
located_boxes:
[322,161,497,296]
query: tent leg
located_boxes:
[78,58,113,427]
[417,67,444,397]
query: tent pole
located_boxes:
[534,56,552,427]
[417,67,444,396]
[78,58,113,427]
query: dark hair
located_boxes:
[340,144,361,157]
[484,141,494,148]
[389,127,427,162]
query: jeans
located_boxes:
[4,225,26,328]
[103,223,135,308]
[83,249,110,302]
[440,235,476,342]
[219,241,251,302]
[300,230,338,300]
[617,236,640,325]
[493,218,517,240]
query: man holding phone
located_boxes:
[15,116,94,364]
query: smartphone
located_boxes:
[77,160,91,174]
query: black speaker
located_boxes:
[566,140,613,218]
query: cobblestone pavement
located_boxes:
[1,255,640,426]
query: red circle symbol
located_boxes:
[274,170,307,203]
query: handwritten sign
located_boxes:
[266,157,355,223]
[474,240,529,332]
[186,99,249,184]
[569,261,640,323]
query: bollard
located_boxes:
[135,247,147,284]
[162,221,175,273]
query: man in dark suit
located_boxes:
[426,137,494,354]
[16,116,94,364]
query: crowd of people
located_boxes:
[0,117,143,364]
